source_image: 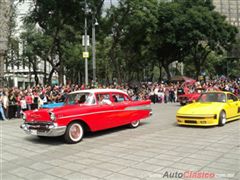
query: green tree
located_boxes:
[152,1,186,80]
[20,23,53,85]
[152,0,238,80]
[6,3,20,81]
[176,0,238,78]
[101,0,158,82]
[23,0,104,85]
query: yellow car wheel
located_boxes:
[219,111,226,126]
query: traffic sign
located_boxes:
[82,35,90,46]
[83,52,89,58]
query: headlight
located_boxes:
[50,112,56,121]
[22,113,26,121]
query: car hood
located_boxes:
[25,108,52,122]
[24,104,87,122]
[51,104,90,113]
[177,102,223,115]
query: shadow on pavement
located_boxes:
[24,136,65,145]
[174,118,239,129]
[84,122,148,138]
[23,122,148,144]
[174,122,216,129]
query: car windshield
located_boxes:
[198,93,226,103]
[64,92,95,105]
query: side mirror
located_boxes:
[227,99,234,103]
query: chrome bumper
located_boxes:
[149,110,153,116]
[20,123,66,137]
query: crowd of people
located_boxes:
[0,78,239,120]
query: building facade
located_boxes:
[213,0,240,28]
[3,1,60,88]
[0,0,12,87]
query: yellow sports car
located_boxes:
[176,91,240,126]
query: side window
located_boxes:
[96,93,111,105]
[227,94,238,102]
[231,94,238,102]
[218,94,226,102]
[85,93,96,104]
[227,94,232,101]
[124,95,130,101]
[112,94,125,103]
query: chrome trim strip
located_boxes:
[125,105,151,111]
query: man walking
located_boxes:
[0,90,7,120]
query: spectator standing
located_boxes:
[2,90,9,119]
[149,88,155,104]
[15,92,21,118]
[25,93,33,110]
[0,90,7,120]
[164,87,169,103]
[46,86,52,103]
[40,90,48,104]
[51,86,59,102]
[169,87,175,103]
[154,85,159,103]
[8,89,17,119]
[20,96,27,112]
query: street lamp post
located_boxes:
[92,14,98,83]
[84,0,88,86]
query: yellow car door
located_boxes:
[226,94,239,120]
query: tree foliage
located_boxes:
[22,0,104,85]
[18,0,238,85]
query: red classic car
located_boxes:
[177,87,220,105]
[177,92,201,105]
[21,89,152,144]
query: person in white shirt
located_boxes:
[2,91,9,119]
[0,91,7,120]
[99,95,112,105]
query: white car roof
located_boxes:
[69,89,128,96]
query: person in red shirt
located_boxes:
[184,86,190,94]
[25,93,33,110]
[15,92,21,118]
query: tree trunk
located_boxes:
[137,70,140,82]
[58,68,63,85]
[34,74,39,85]
[149,63,155,82]
[48,69,55,85]
[192,46,200,79]
[33,57,39,85]
[158,62,162,83]
[80,72,83,85]
[195,65,201,79]
[43,59,46,85]
[162,63,171,80]
[57,39,64,85]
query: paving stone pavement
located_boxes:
[0,103,239,180]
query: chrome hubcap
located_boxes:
[222,113,226,124]
[70,124,82,141]
[131,121,139,127]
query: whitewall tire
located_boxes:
[64,122,84,144]
[129,120,140,128]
